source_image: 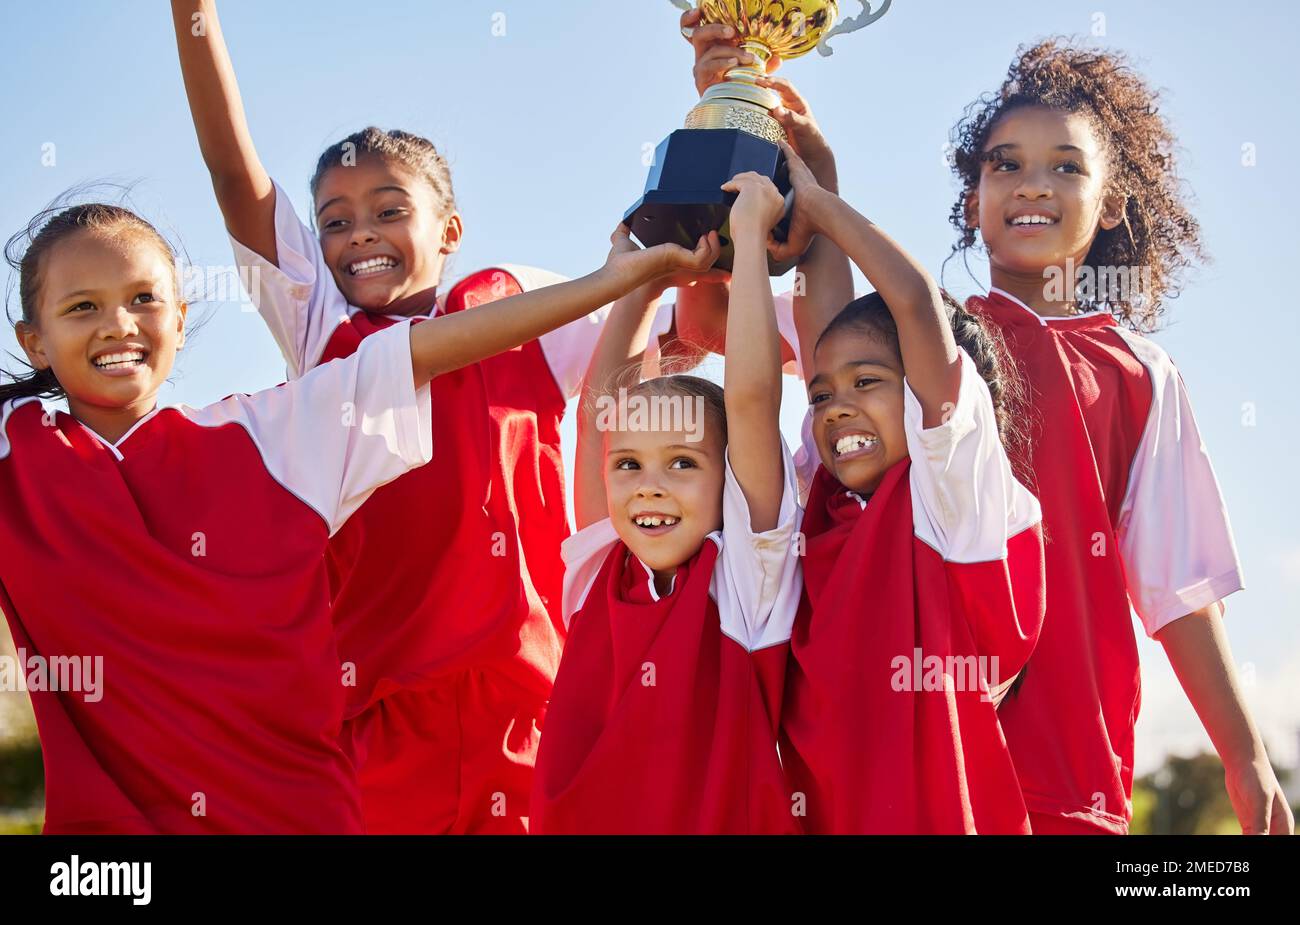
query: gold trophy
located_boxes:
[626,0,892,274]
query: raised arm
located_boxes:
[720,174,787,533]
[777,144,959,427]
[758,78,854,375]
[573,282,673,530]
[410,225,720,387]
[172,0,277,262]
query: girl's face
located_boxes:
[314,156,463,316]
[17,229,185,431]
[808,326,909,495]
[604,422,725,593]
[969,105,1124,279]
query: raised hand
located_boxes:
[605,225,723,286]
[768,142,832,264]
[722,172,787,244]
[680,6,781,96]
[756,77,834,172]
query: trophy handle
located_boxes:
[816,0,893,57]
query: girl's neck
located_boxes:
[989,266,1080,318]
[69,396,159,446]
[651,567,677,599]
[380,285,440,319]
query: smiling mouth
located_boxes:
[348,256,399,277]
[92,349,149,373]
[1007,214,1058,229]
[832,433,880,460]
[632,513,680,535]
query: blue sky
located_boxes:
[1,0,1297,776]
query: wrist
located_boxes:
[1221,743,1271,775]
[730,224,770,253]
[801,186,840,233]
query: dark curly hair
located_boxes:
[947,39,1206,332]
[814,291,1031,479]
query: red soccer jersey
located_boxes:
[781,349,1046,834]
[966,288,1244,833]
[315,271,567,711]
[0,323,431,833]
[230,184,672,716]
[531,453,804,834]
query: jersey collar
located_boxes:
[981,287,1115,330]
[75,406,165,460]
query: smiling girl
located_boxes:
[763,146,1046,834]
[0,193,707,833]
[530,175,801,835]
[947,40,1291,835]
[169,0,695,832]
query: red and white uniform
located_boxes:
[531,451,803,834]
[966,288,1244,834]
[0,323,432,833]
[231,183,671,833]
[781,348,1046,833]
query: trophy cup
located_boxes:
[625,0,892,275]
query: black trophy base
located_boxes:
[624,128,803,277]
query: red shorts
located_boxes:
[1029,811,1120,835]
[344,669,545,834]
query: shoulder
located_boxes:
[1107,325,1178,380]
[0,397,45,461]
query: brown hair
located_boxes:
[310,127,457,213]
[2,202,178,404]
[947,39,1206,332]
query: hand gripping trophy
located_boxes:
[625,1,892,274]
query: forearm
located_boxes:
[726,240,783,410]
[1156,603,1267,768]
[172,0,275,251]
[724,235,784,531]
[572,286,665,527]
[815,194,958,421]
[793,231,853,375]
[409,265,653,387]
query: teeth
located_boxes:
[634,515,679,528]
[93,350,146,369]
[1010,215,1055,226]
[349,256,398,276]
[834,434,876,457]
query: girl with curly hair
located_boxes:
[949,39,1290,835]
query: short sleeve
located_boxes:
[904,348,1042,563]
[181,320,433,536]
[559,518,622,630]
[229,181,353,379]
[715,442,803,652]
[1111,329,1245,636]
